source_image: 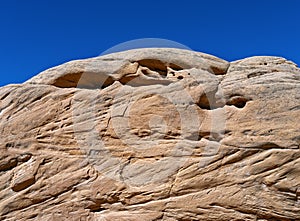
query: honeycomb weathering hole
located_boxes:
[52,72,115,89]
[197,90,224,110]
[226,96,249,108]
[52,72,83,88]
[197,91,250,110]
[137,59,183,76]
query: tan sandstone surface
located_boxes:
[0,48,299,220]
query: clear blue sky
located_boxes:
[1,0,300,86]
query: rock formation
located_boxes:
[0,48,299,220]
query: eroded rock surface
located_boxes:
[0,48,299,220]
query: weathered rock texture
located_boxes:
[0,48,299,220]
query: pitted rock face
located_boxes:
[0,48,299,221]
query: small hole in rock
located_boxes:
[197,90,224,110]
[226,96,249,108]
[177,76,184,80]
[5,142,14,148]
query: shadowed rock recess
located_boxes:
[0,48,299,220]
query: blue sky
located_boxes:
[1,0,299,86]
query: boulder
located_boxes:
[0,48,299,220]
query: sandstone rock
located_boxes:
[0,48,299,220]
